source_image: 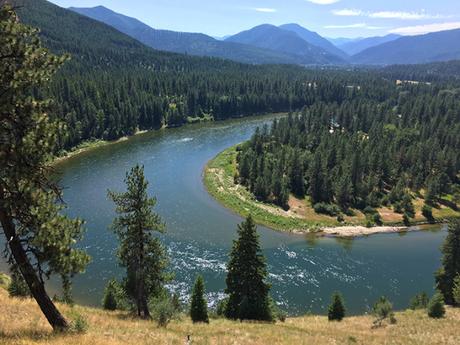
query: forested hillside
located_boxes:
[69,6,305,65]
[14,0,361,151]
[236,85,460,219]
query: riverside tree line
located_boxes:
[1,1,460,332]
[235,90,460,223]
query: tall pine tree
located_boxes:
[436,219,460,305]
[0,3,90,330]
[190,275,209,323]
[108,165,169,318]
[224,216,272,321]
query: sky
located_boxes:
[48,0,460,38]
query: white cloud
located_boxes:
[332,9,448,20]
[332,9,363,17]
[306,0,341,5]
[389,22,460,35]
[369,11,443,20]
[254,8,277,13]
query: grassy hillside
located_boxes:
[204,146,460,233]
[1,288,460,345]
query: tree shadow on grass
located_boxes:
[0,328,54,342]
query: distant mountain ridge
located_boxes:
[352,29,460,65]
[279,23,348,59]
[225,24,345,65]
[69,6,304,65]
[338,34,401,56]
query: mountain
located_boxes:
[353,29,460,65]
[327,37,361,46]
[12,0,331,149]
[279,23,348,59]
[338,34,400,56]
[69,6,301,65]
[226,24,345,65]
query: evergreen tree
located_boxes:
[108,165,169,318]
[327,292,346,321]
[102,279,120,311]
[290,152,305,197]
[409,292,429,310]
[435,220,460,305]
[0,4,90,330]
[308,153,324,204]
[452,274,460,306]
[427,292,445,318]
[8,269,31,298]
[225,216,273,321]
[190,275,209,323]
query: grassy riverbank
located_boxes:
[1,287,460,345]
[204,146,460,235]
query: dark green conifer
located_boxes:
[190,275,209,323]
[327,292,346,321]
[224,216,272,321]
[108,165,169,318]
[427,292,445,318]
[435,220,460,305]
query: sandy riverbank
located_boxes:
[320,225,410,237]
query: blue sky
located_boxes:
[49,0,460,38]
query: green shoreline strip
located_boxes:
[203,145,460,233]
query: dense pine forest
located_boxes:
[236,85,460,219]
[11,0,363,151]
[14,0,459,153]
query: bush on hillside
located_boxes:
[427,292,445,318]
[328,292,346,321]
[313,203,340,217]
[372,296,395,327]
[409,292,429,310]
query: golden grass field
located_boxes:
[1,287,460,345]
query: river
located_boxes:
[4,115,447,315]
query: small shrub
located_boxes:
[102,279,119,310]
[372,296,395,327]
[337,214,344,223]
[372,212,383,226]
[402,213,410,226]
[427,292,445,318]
[328,292,346,321]
[363,206,376,215]
[8,271,31,298]
[409,292,429,310]
[453,274,460,306]
[151,296,177,327]
[0,273,11,290]
[171,293,182,312]
[422,204,434,221]
[276,309,287,322]
[393,202,403,214]
[313,203,340,217]
[101,279,128,311]
[216,298,228,317]
[70,313,89,334]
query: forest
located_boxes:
[236,84,460,221]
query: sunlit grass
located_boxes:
[1,288,460,345]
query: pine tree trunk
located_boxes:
[0,207,69,331]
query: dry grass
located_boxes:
[2,288,460,345]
